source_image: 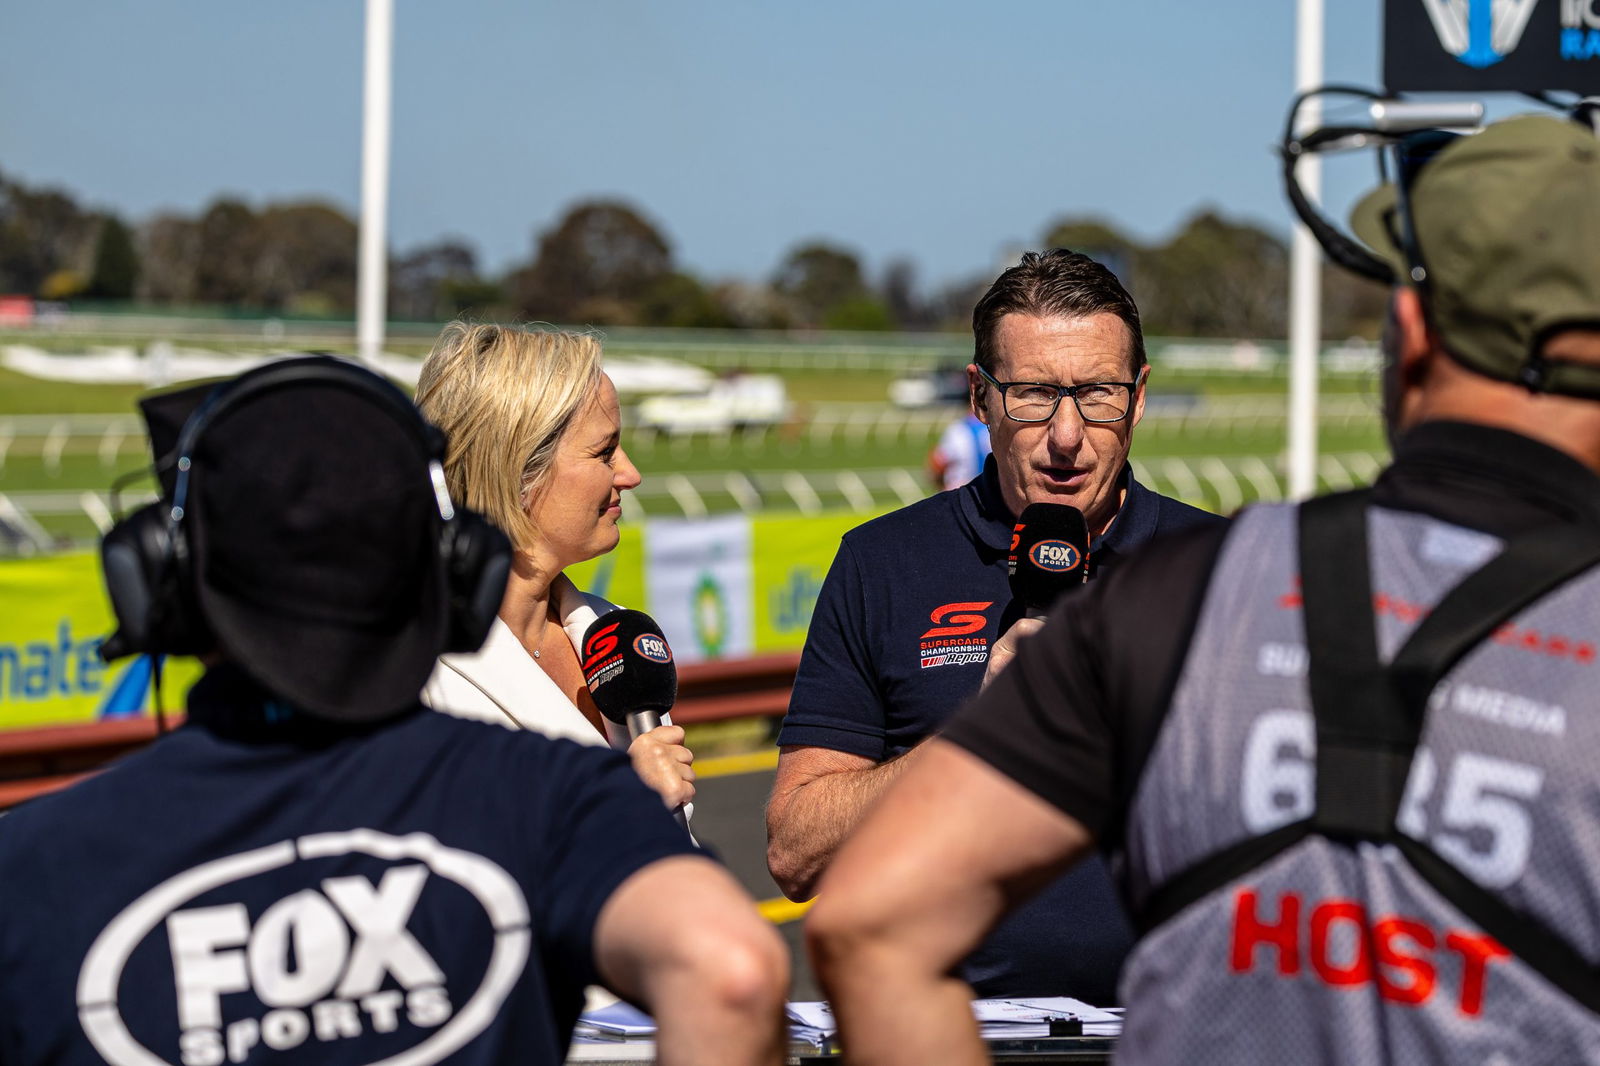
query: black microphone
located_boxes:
[1007,503,1090,618]
[580,609,690,830]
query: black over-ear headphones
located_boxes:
[100,356,511,662]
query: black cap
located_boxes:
[159,358,454,722]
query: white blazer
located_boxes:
[421,575,632,750]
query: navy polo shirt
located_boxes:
[0,666,698,1066]
[780,457,1224,1000]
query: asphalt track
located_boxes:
[688,749,822,1000]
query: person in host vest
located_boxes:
[807,115,1600,1064]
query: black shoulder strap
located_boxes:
[1299,490,1415,841]
[1134,490,1600,1002]
[1133,821,1311,934]
[1387,520,1600,711]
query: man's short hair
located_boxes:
[971,249,1146,377]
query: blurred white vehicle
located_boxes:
[634,374,791,434]
[603,356,716,397]
[887,368,968,409]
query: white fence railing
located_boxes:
[0,397,1381,480]
[1,450,1388,552]
[0,415,146,477]
[0,396,1389,551]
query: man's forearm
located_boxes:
[652,978,787,1066]
[814,944,985,1066]
[807,742,1092,1065]
[597,859,790,1066]
[767,745,923,901]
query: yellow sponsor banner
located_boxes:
[565,528,647,613]
[750,511,881,653]
[0,511,899,730]
[0,552,199,730]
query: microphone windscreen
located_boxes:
[1008,503,1090,612]
[580,609,678,725]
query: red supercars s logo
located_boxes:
[582,622,621,673]
[920,601,994,639]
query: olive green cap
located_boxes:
[1350,115,1600,397]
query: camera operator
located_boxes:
[0,358,787,1066]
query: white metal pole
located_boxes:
[357,0,393,370]
[1287,0,1323,500]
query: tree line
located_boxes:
[0,166,1384,338]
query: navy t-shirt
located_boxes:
[779,457,1225,1001]
[0,666,699,1066]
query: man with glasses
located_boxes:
[767,249,1222,1001]
[808,115,1600,1063]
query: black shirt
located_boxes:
[779,456,1223,1000]
[780,457,1223,760]
[0,666,699,1066]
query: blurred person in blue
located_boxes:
[767,249,1224,1002]
[0,356,787,1065]
[415,323,695,817]
[927,409,992,491]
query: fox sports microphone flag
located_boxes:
[580,609,678,728]
[1008,502,1089,614]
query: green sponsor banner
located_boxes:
[0,552,200,730]
[751,511,878,653]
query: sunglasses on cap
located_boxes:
[1386,129,1465,297]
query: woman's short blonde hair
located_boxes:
[416,322,604,551]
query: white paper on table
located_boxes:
[784,1001,839,1047]
[785,1001,838,1029]
[578,1001,657,1036]
[971,996,1119,1023]
[971,997,1122,1038]
[777,998,1117,1047]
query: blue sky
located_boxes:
[5,2,1414,287]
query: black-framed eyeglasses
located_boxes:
[975,364,1142,424]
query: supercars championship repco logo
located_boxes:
[76,830,529,1066]
[584,621,625,690]
[919,601,992,671]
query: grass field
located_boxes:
[0,333,1389,548]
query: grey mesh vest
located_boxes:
[1118,499,1600,1065]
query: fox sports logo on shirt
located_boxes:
[1028,539,1081,572]
[76,830,529,1066]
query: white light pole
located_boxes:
[356,0,393,369]
[1287,0,1323,500]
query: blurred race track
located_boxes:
[689,751,821,1000]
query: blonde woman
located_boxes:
[416,323,695,812]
